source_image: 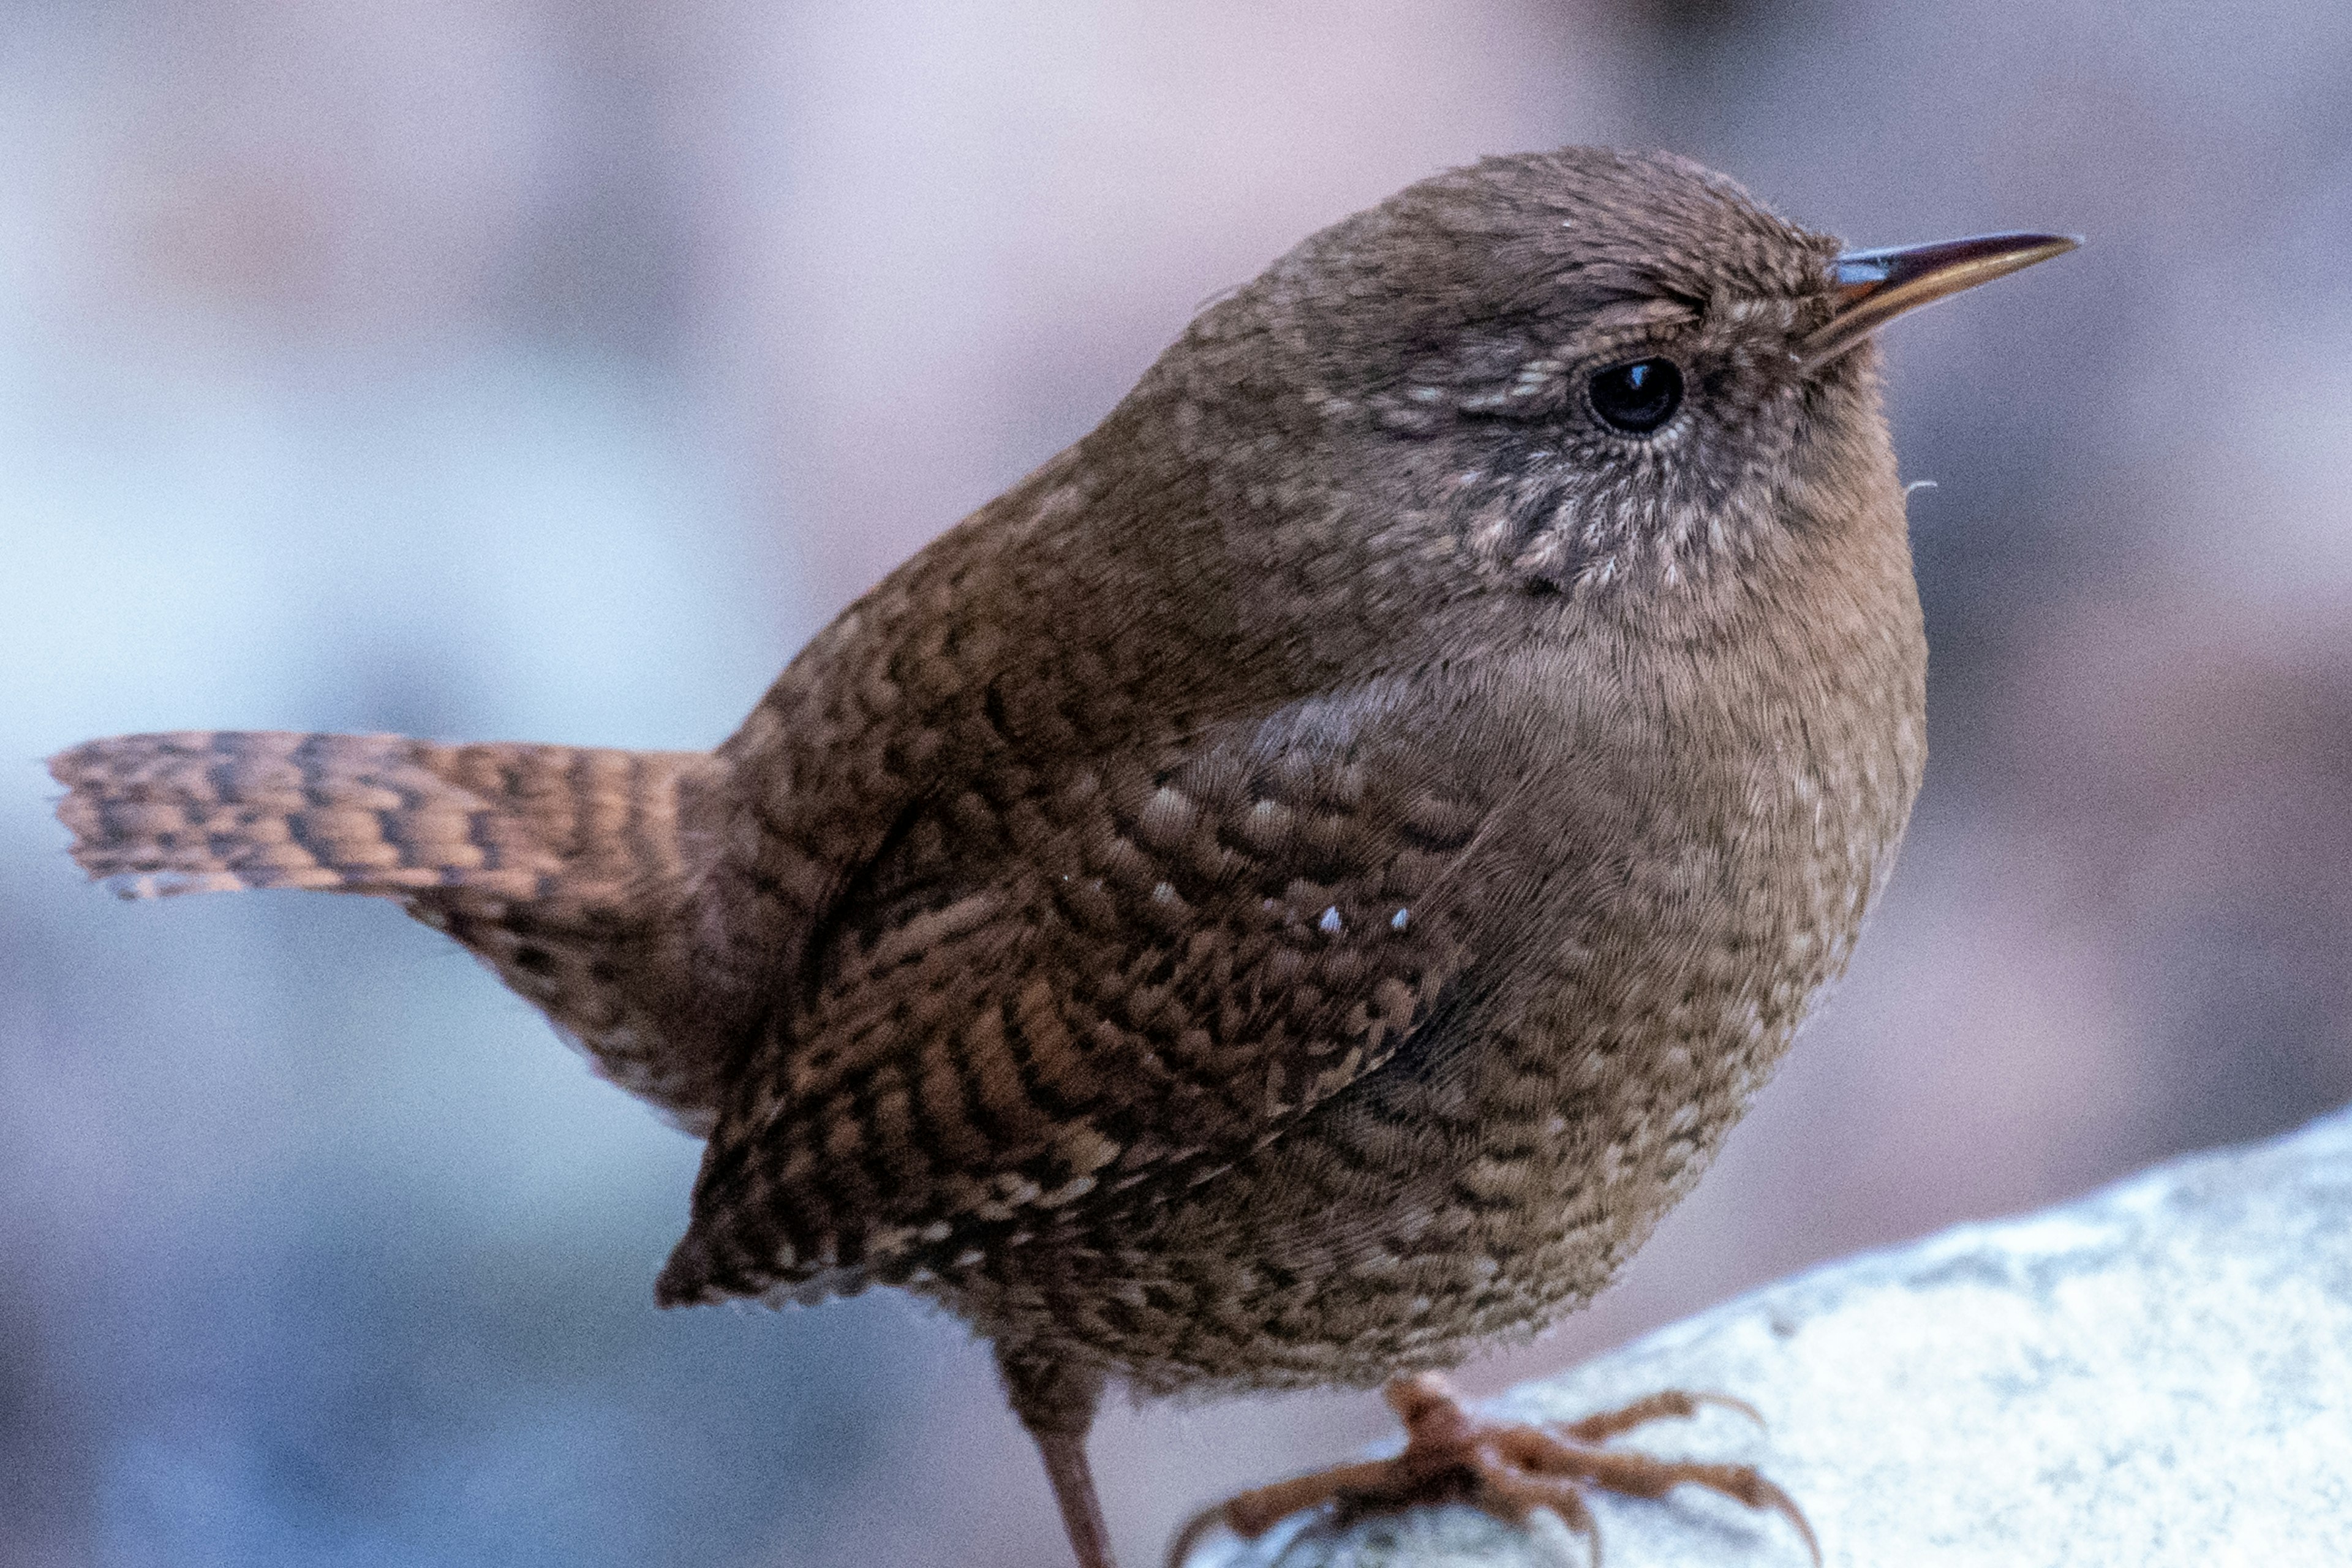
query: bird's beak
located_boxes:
[1797,232,2079,371]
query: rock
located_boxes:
[1180,1105,2352,1567]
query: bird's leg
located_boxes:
[998,1341,1119,1568]
[1166,1372,1818,1567]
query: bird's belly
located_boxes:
[932,793,1898,1399]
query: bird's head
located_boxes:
[1155,146,2071,635]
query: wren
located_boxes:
[49,148,2074,1568]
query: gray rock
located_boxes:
[1181,1106,2352,1567]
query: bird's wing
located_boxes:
[658,698,1502,1305]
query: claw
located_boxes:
[1553,1388,1762,1444]
[1163,1499,1232,1568]
[1166,1376,1819,1567]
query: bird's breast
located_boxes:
[1360,583,1928,1336]
[1170,602,1931,1382]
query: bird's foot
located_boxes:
[1166,1373,1818,1567]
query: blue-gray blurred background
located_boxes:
[6,2,2351,1564]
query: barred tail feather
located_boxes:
[49,730,726,1129]
[51,731,554,897]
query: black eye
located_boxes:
[1586,358,1684,434]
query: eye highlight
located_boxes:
[1586,358,1684,435]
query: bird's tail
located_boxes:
[48,730,727,1128]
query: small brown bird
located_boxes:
[48,149,2072,1568]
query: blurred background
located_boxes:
[4,1,2350,1563]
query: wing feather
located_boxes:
[658,706,1496,1305]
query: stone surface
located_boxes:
[1182,1106,2352,1567]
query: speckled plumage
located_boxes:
[54,148,1936,1566]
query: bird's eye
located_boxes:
[1586,358,1684,435]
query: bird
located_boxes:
[48,147,2073,1568]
